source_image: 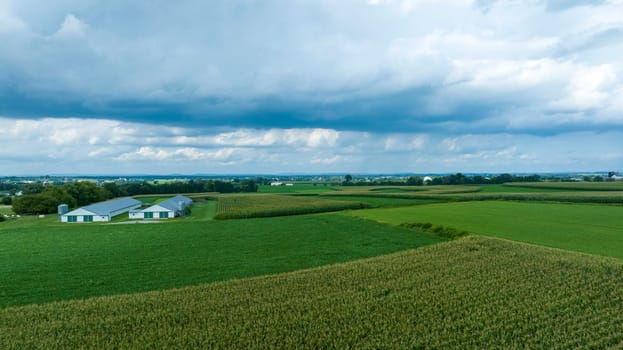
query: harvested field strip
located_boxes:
[1,237,622,349]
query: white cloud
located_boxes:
[1,117,620,175]
[1,1,623,174]
[550,64,617,110]
[53,13,87,39]
[0,2,26,33]
[310,155,346,165]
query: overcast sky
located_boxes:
[1,0,622,175]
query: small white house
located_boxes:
[129,195,193,220]
[61,197,142,223]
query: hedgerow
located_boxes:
[400,222,468,239]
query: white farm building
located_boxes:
[129,195,193,220]
[61,197,142,223]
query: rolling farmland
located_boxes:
[0,211,443,308]
[2,237,622,349]
[350,201,623,259]
[2,186,623,348]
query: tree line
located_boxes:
[11,179,258,215]
[341,173,542,186]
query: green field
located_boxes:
[214,194,367,219]
[258,183,336,194]
[0,205,12,215]
[320,195,442,208]
[350,201,623,259]
[0,213,443,308]
[2,236,622,349]
[3,186,623,347]
[475,184,569,193]
[505,181,623,191]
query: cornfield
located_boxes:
[214,194,368,219]
[2,236,622,349]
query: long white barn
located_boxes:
[61,197,142,223]
[129,195,192,220]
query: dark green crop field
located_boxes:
[320,195,442,208]
[0,213,443,308]
[258,183,336,194]
[214,194,367,219]
[504,181,623,191]
[2,237,621,349]
[350,201,623,259]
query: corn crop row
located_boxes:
[214,194,368,219]
[2,237,622,349]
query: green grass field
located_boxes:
[0,205,13,215]
[2,236,622,349]
[0,213,443,308]
[350,201,623,259]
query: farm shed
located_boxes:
[129,195,193,220]
[61,197,142,223]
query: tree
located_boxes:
[103,182,127,199]
[22,183,45,194]
[343,174,353,186]
[238,179,258,192]
[63,182,107,206]
[12,186,75,215]
[406,176,423,186]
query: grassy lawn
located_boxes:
[2,236,622,349]
[0,213,444,308]
[0,205,13,215]
[349,201,623,259]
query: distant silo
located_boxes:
[58,204,69,216]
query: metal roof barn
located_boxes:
[61,197,142,223]
[129,195,193,220]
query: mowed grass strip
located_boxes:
[214,194,367,219]
[350,201,623,259]
[0,214,443,308]
[2,237,622,349]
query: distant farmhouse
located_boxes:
[129,195,193,220]
[60,197,142,223]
